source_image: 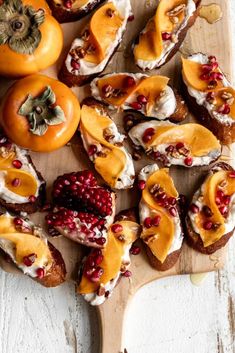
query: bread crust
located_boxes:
[46,0,105,23]
[0,154,46,214]
[185,162,234,254]
[182,80,235,145]
[135,0,201,71]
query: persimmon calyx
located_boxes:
[0,0,45,55]
[18,85,66,136]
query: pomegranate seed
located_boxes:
[95,237,106,246]
[162,32,171,40]
[202,205,213,218]
[111,224,123,233]
[142,128,155,143]
[124,76,135,88]
[128,14,135,21]
[130,245,141,255]
[176,142,184,150]
[130,102,142,110]
[36,268,45,279]
[13,217,23,226]
[12,178,20,187]
[208,55,217,63]
[214,72,223,81]
[203,221,213,230]
[201,64,213,74]
[218,104,230,115]
[190,203,199,214]
[71,59,80,70]
[184,157,193,166]
[156,192,167,202]
[90,267,104,282]
[137,95,148,104]
[153,151,161,160]
[165,145,174,153]
[168,197,177,205]
[29,195,36,203]
[219,206,228,216]
[229,171,235,178]
[122,270,132,277]
[200,73,210,81]
[64,0,72,8]
[211,62,219,70]
[138,180,146,190]
[12,160,22,169]
[223,195,231,205]
[169,207,177,217]
[23,253,37,267]
[215,197,222,205]
[144,217,152,229]
[102,84,112,94]
[95,254,104,266]
[88,144,97,156]
[151,215,161,226]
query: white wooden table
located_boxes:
[0,3,235,353]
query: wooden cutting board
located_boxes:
[0,0,233,352]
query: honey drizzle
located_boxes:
[199,4,223,24]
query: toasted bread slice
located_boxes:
[133,0,201,71]
[77,208,140,305]
[0,212,66,287]
[0,132,46,214]
[47,0,105,23]
[185,162,235,254]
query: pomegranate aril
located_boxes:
[200,73,210,81]
[123,270,132,277]
[124,76,135,88]
[130,102,142,110]
[203,221,213,230]
[223,195,231,205]
[142,128,155,143]
[201,64,213,74]
[169,207,177,217]
[14,217,23,226]
[29,195,36,203]
[128,14,135,21]
[71,59,80,70]
[111,224,123,233]
[211,62,219,70]
[168,197,177,206]
[137,95,148,104]
[64,0,72,8]
[162,32,171,40]
[12,178,20,187]
[184,157,193,166]
[218,104,230,115]
[152,215,161,226]
[190,203,199,214]
[138,180,146,190]
[12,160,22,169]
[176,142,184,150]
[215,197,222,205]
[165,145,174,153]
[219,206,228,216]
[144,217,152,229]
[216,190,224,199]
[208,55,217,63]
[229,171,235,178]
[23,253,37,267]
[36,268,45,279]
[130,245,141,255]
[95,254,104,266]
[95,237,106,246]
[90,267,104,282]
[202,205,213,218]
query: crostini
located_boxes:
[46,170,116,248]
[80,99,135,189]
[138,165,184,271]
[77,208,140,305]
[59,0,132,86]
[0,132,45,214]
[129,121,221,167]
[90,73,188,122]
[46,0,105,23]
[186,162,235,254]
[0,211,66,287]
[182,53,235,144]
[133,0,201,71]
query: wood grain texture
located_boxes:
[0,0,234,352]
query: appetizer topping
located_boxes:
[138,180,146,190]
[18,86,65,137]
[80,104,135,189]
[52,170,114,217]
[91,74,173,118]
[130,245,141,255]
[0,0,45,54]
[78,220,139,294]
[189,169,235,246]
[60,0,89,10]
[129,122,221,167]
[134,0,196,70]
[140,167,182,263]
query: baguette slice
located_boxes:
[90,73,188,122]
[133,0,201,71]
[46,170,116,248]
[46,0,105,23]
[129,121,221,168]
[186,162,235,254]
[182,53,235,144]
[0,211,66,287]
[80,98,135,189]
[0,132,46,214]
[138,164,184,271]
[58,0,132,87]
[77,208,140,305]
